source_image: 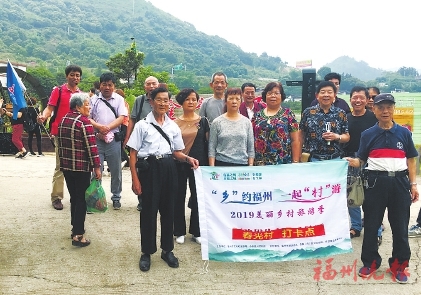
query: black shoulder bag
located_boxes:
[98,97,125,142]
[150,122,171,147]
[135,95,146,123]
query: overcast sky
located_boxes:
[146,0,420,72]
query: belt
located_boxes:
[367,170,408,177]
[311,152,341,160]
[141,154,173,161]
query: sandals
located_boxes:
[72,235,91,247]
[350,229,361,239]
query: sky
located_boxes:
[146,0,420,72]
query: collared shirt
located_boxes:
[127,112,185,158]
[357,122,418,172]
[239,101,265,119]
[90,92,127,133]
[58,110,100,172]
[48,83,81,135]
[300,104,348,155]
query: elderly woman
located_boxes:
[173,89,210,245]
[208,88,254,166]
[58,93,101,247]
[252,82,300,165]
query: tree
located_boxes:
[397,66,418,77]
[317,66,331,80]
[105,41,145,87]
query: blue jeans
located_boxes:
[349,206,362,232]
[349,206,383,236]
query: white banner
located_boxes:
[195,160,353,262]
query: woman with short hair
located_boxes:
[208,88,254,166]
[58,93,101,247]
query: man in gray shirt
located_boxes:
[199,72,228,123]
[123,76,158,147]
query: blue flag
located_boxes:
[7,61,27,119]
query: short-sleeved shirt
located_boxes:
[199,96,225,123]
[130,94,153,121]
[127,112,185,158]
[343,111,377,155]
[90,93,128,133]
[48,84,81,135]
[357,122,418,172]
[252,107,299,165]
[300,104,348,155]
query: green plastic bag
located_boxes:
[85,179,108,213]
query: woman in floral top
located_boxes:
[252,82,301,165]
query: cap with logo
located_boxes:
[374,93,395,104]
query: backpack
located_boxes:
[22,108,36,132]
[48,86,62,130]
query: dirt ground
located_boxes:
[1,153,421,295]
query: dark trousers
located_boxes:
[215,159,247,166]
[63,171,90,235]
[28,125,42,154]
[361,174,411,269]
[174,162,200,237]
[138,157,177,254]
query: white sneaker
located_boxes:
[192,236,202,244]
[175,236,185,244]
[121,160,127,169]
[408,224,421,237]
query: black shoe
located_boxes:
[161,251,179,268]
[377,236,382,246]
[113,200,121,210]
[139,254,151,272]
[137,203,142,212]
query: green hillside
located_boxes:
[0,0,286,78]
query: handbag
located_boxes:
[347,175,364,207]
[85,179,108,213]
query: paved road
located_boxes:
[0,153,420,294]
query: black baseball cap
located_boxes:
[374,93,395,104]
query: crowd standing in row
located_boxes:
[27,66,419,282]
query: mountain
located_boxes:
[0,0,286,79]
[324,56,384,81]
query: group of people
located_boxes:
[32,65,419,282]
[0,97,44,158]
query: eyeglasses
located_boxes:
[267,92,281,97]
[213,81,226,85]
[368,96,377,100]
[154,99,170,104]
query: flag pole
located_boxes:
[24,93,55,148]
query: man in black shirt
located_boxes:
[343,86,377,242]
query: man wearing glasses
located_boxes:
[366,86,380,111]
[199,72,228,123]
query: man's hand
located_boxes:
[97,124,110,135]
[132,177,142,196]
[411,185,419,203]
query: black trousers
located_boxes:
[28,125,42,154]
[63,171,90,235]
[361,174,411,269]
[174,162,200,237]
[138,157,177,254]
